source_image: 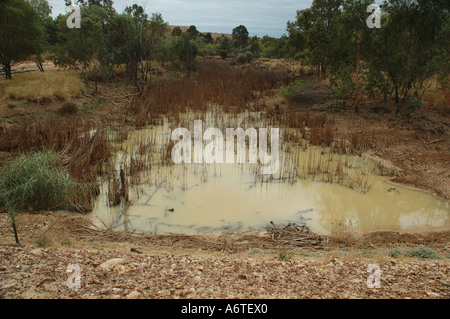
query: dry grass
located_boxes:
[423,89,450,115]
[0,119,110,213]
[131,60,288,126]
[0,71,85,103]
[0,117,110,184]
[328,219,362,247]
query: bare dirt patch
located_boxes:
[279,74,450,200]
[0,212,449,299]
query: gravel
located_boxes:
[0,245,448,299]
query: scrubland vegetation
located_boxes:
[0,71,85,102]
[0,0,448,256]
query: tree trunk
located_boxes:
[354,29,363,113]
[149,44,153,84]
[34,53,45,72]
[317,64,321,83]
[3,63,12,79]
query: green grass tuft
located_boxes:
[404,247,441,259]
[0,151,81,211]
[275,249,294,262]
[387,247,441,259]
[0,151,96,243]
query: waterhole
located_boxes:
[88,113,449,235]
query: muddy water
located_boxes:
[89,121,449,235]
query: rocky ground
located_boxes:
[0,212,449,299]
[1,244,448,299]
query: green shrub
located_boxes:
[0,151,75,211]
[236,53,248,64]
[275,249,293,262]
[358,249,373,258]
[249,248,266,255]
[82,64,114,83]
[300,252,320,257]
[281,80,305,98]
[388,247,441,259]
[399,93,422,119]
[245,51,253,62]
[0,151,94,243]
[388,248,403,258]
[219,50,228,59]
[404,247,441,259]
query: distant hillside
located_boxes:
[168,26,232,39]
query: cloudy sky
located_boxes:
[48,0,315,37]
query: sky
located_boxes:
[48,0,315,37]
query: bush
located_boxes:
[0,151,86,211]
[245,51,253,62]
[275,249,293,262]
[388,248,403,258]
[59,101,79,115]
[219,50,228,59]
[404,247,441,259]
[0,151,95,243]
[388,247,441,259]
[399,93,422,119]
[82,64,114,83]
[198,44,217,57]
[281,80,305,97]
[236,53,248,64]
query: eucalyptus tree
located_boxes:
[232,25,249,53]
[27,0,52,72]
[0,0,42,79]
[363,0,449,111]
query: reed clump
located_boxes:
[0,118,110,183]
[276,110,377,156]
[0,118,112,214]
[131,60,288,125]
[0,151,94,212]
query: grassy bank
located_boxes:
[0,71,85,103]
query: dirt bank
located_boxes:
[263,78,450,200]
[0,212,449,299]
